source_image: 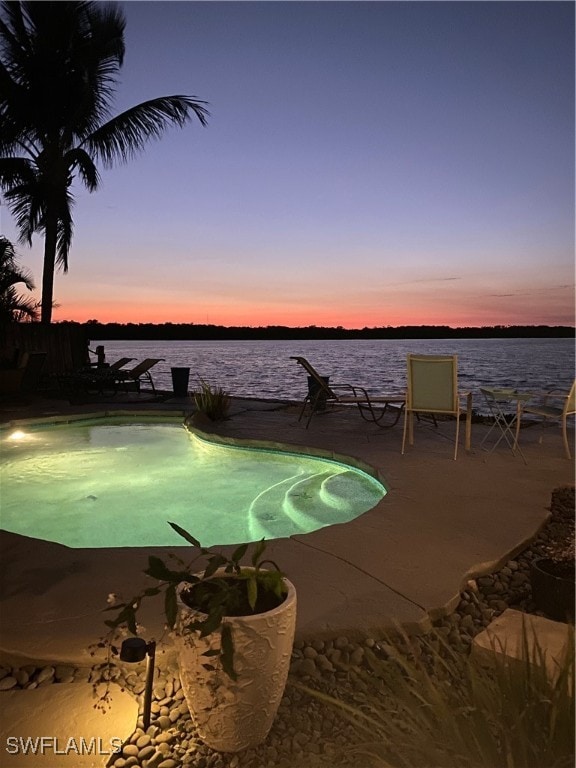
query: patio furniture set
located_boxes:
[60,357,165,396]
[291,355,575,461]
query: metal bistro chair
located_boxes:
[402,354,472,460]
[514,379,576,459]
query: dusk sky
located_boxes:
[1,0,574,328]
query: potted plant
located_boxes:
[97,524,297,752]
[530,486,575,623]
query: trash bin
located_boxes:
[171,367,190,397]
[307,375,330,412]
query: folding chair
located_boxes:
[401,354,472,460]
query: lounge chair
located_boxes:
[112,358,165,393]
[290,356,405,429]
[514,380,576,459]
[59,357,162,397]
[64,356,136,392]
[401,354,472,460]
[85,356,135,372]
[107,357,136,371]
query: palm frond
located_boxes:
[0,234,38,321]
[0,260,35,293]
[83,96,209,166]
[0,155,37,188]
[64,146,100,192]
[3,181,43,245]
[0,286,38,321]
[0,2,125,145]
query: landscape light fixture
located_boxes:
[120,637,156,729]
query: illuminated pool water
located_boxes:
[1,419,386,548]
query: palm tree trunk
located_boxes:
[41,216,58,324]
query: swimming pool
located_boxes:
[1,417,386,548]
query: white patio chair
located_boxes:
[401,354,472,460]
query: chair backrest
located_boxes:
[290,356,337,398]
[126,358,164,378]
[406,354,459,414]
[109,357,135,371]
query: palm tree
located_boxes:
[0,1,209,323]
[0,235,38,322]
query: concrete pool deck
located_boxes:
[0,393,574,668]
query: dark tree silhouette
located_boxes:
[0,235,38,322]
[0,1,209,323]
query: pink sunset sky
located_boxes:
[2,1,574,328]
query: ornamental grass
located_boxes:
[294,622,574,768]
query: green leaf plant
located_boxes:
[90,524,287,709]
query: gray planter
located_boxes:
[171,367,190,397]
[530,558,575,622]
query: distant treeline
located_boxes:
[74,321,575,341]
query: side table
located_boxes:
[480,388,532,462]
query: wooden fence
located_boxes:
[1,323,88,376]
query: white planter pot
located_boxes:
[173,570,297,752]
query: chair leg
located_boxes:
[357,399,403,427]
[297,396,309,423]
[562,416,572,460]
[402,411,415,452]
[513,407,523,452]
[454,413,460,460]
[304,391,322,429]
[356,397,378,423]
[401,410,409,454]
[305,407,314,429]
[464,394,472,452]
